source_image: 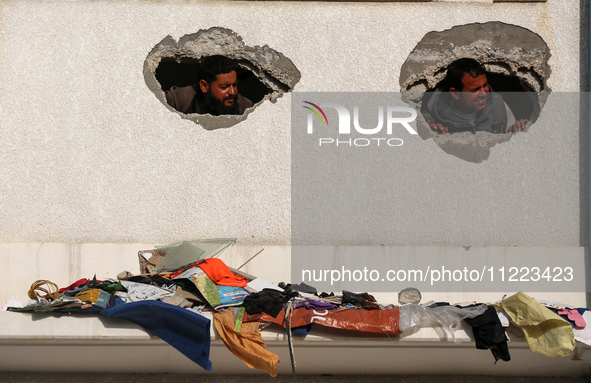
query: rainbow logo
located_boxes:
[302,101,328,125]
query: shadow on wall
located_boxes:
[144,27,301,131]
[400,22,551,163]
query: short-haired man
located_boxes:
[165,55,254,116]
[422,58,527,134]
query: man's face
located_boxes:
[199,70,240,115]
[450,73,490,113]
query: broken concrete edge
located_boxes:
[398,22,551,163]
[405,107,521,163]
[432,131,513,163]
[409,98,524,164]
[178,103,258,131]
[143,27,301,130]
[400,22,551,93]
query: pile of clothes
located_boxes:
[5,240,589,376]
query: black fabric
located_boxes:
[128,275,176,288]
[171,278,202,295]
[341,291,380,310]
[463,305,511,363]
[341,290,364,305]
[291,282,318,294]
[243,288,298,318]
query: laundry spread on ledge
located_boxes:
[4,240,587,376]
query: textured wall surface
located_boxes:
[0,1,585,245]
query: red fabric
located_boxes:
[244,306,400,334]
[58,278,105,293]
[196,258,249,287]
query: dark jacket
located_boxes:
[422,89,508,134]
[165,85,254,115]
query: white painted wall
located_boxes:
[0,0,584,247]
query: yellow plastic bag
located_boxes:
[501,292,575,358]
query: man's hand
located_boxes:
[427,120,449,134]
[508,119,528,133]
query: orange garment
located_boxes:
[213,309,279,377]
[167,258,249,287]
[196,258,249,287]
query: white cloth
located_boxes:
[2,297,23,311]
[573,311,591,345]
[119,280,176,302]
[497,310,510,327]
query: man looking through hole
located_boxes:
[165,55,254,116]
[422,58,527,134]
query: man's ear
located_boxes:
[199,79,209,94]
[449,87,461,100]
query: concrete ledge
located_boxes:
[0,311,589,375]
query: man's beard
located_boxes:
[202,91,241,116]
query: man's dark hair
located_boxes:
[198,55,239,84]
[440,58,487,91]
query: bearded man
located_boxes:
[165,55,254,116]
[422,58,527,134]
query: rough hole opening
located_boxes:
[518,68,545,93]
[425,71,539,122]
[433,67,447,77]
[486,73,537,122]
[155,58,272,104]
[408,79,430,94]
[143,27,301,131]
[486,61,513,75]
[399,22,551,163]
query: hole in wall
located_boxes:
[400,22,551,163]
[144,27,301,130]
[422,71,538,123]
[155,59,272,105]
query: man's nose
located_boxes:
[228,85,237,95]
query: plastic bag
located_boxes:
[399,303,487,341]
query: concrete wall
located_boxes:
[0,0,585,246]
[0,2,589,377]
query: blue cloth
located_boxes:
[291,324,312,337]
[101,300,212,371]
